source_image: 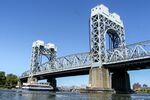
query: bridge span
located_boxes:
[20,4,150,93]
[20,40,150,92]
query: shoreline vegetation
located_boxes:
[0,70,150,94]
[0,71,18,89]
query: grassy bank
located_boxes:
[0,85,16,89]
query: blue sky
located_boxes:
[0,0,150,87]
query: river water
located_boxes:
[0,90,150,100]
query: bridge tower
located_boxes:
[28,40,57,89]
[30,40,57,73]
[89,4,130,93]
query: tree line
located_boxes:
[0,71,19,89]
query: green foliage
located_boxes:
[0,71,19,89]
[147,90,150,93]
[6,74,19,87]
[0,71,6,85]
[139,88,150,93]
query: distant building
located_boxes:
[133,82,141,91]
[133,83,150,93]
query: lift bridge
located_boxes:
[20,4,150,93]
[21,40,150,77]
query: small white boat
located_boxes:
[22,82,53,91]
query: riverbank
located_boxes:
[0,86,15,89]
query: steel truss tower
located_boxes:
[30,40,57,74]
[90,4,126,67]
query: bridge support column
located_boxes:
[112,70,131,93]
[47,78,57,91]
[27,77,38,84]
[16,80,22,88]
[88,68,112,92]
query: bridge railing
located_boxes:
[21,52,91,78]
[106,40,150,64]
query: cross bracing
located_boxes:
[21,40,150,78]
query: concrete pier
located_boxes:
[112,70,131,93]
[27,77,38,83]
[88,68,113,92]
[47,78,57,91]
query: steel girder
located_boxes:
[21,40,150,78]
[21,52,91,78]
[105,40,150,64]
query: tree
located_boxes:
[6,74,18,87]
[143,84,148,88]
[0,71,6,86]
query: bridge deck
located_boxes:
[20,40,150,79]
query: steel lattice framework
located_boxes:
[90,4,125,67]
[20,4,150,79]
[105,40,150,64]
[21,52,91,77]
[30,40,57,74]
[21,40,150,78]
